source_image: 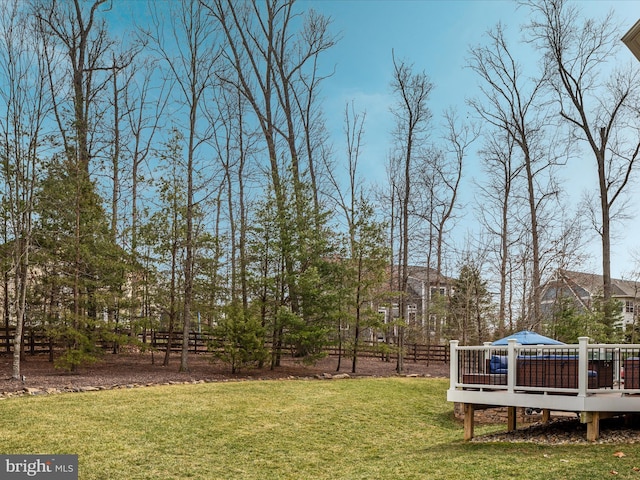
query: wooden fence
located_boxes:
[148,330,211,354]
[0,328,448,364]
[145,331,448,364]
[327,342,448,364]
[0,329,52,355]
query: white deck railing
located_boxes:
[450,337,640,396]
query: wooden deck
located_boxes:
[447,337,640,441]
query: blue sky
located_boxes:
[303,0,640,279]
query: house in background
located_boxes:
[376,265,454,342]
[540,269,640,331]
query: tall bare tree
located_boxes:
[144,0,219,371]
[475,133,521,336]
[121,56,169,335]
[524,0,640,321]
[389,54,433,373]
[327,102,388,373]
[35,0,111,175]
[468,23,564,329]
[207,0,337,364]
[413,110,476,341]
[0,0,50,379]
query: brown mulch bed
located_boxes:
[0,351,450,394]
[473,416,640,445]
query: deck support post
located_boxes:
[581,412,600,441]
[542,409,551,423]
[507,406,516,432]
[587,412,600,442]
[463,403,474,441]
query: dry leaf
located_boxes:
[610,470,618,475]
[614,452,626,458]
[633,467,640,472]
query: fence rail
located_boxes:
[0,329,52,355]
[0,328,448,364]
[327,342,448,363]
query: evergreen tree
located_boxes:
[210,301,267,374]
[34,156,130,370]
[448,263,493,345]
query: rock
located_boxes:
[332,373,350,379]
[78,386,100,392]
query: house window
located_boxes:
[407,304,417,324]
[430,287,446,298]
[626,301,634,313]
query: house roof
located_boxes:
[558,269,640,299]
[622,18,640,62]
[391,265,453,284]
[388,265,453,301]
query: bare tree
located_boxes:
[326,102,388,373]
[413,110,476,340]
[468,22,564,329]
[524,0,640,320]
[121,55,170,338]
[207,0,337,364]
[475,132,521,337]
[389,53,433,373]
[144,0,219,371]
[0,0,50,379]
[35,0,112,174]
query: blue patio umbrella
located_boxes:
[491,330,565,346]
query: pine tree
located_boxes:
[35,157,130,370]
[448,263,493,345]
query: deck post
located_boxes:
[507,339,517,393]
[483,342,492,373]
[542,409,551,423]
[578,337,589,397]
[584,412,600,442]
[449,340,459,391]
[507,406,516,432]
[463,403,474,440]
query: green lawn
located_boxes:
[1,378,639,479]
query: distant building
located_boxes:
[540,269,640,330]
[375,265,454,342]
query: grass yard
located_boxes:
[1,378,640,479]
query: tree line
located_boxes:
[1,0,639,379]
